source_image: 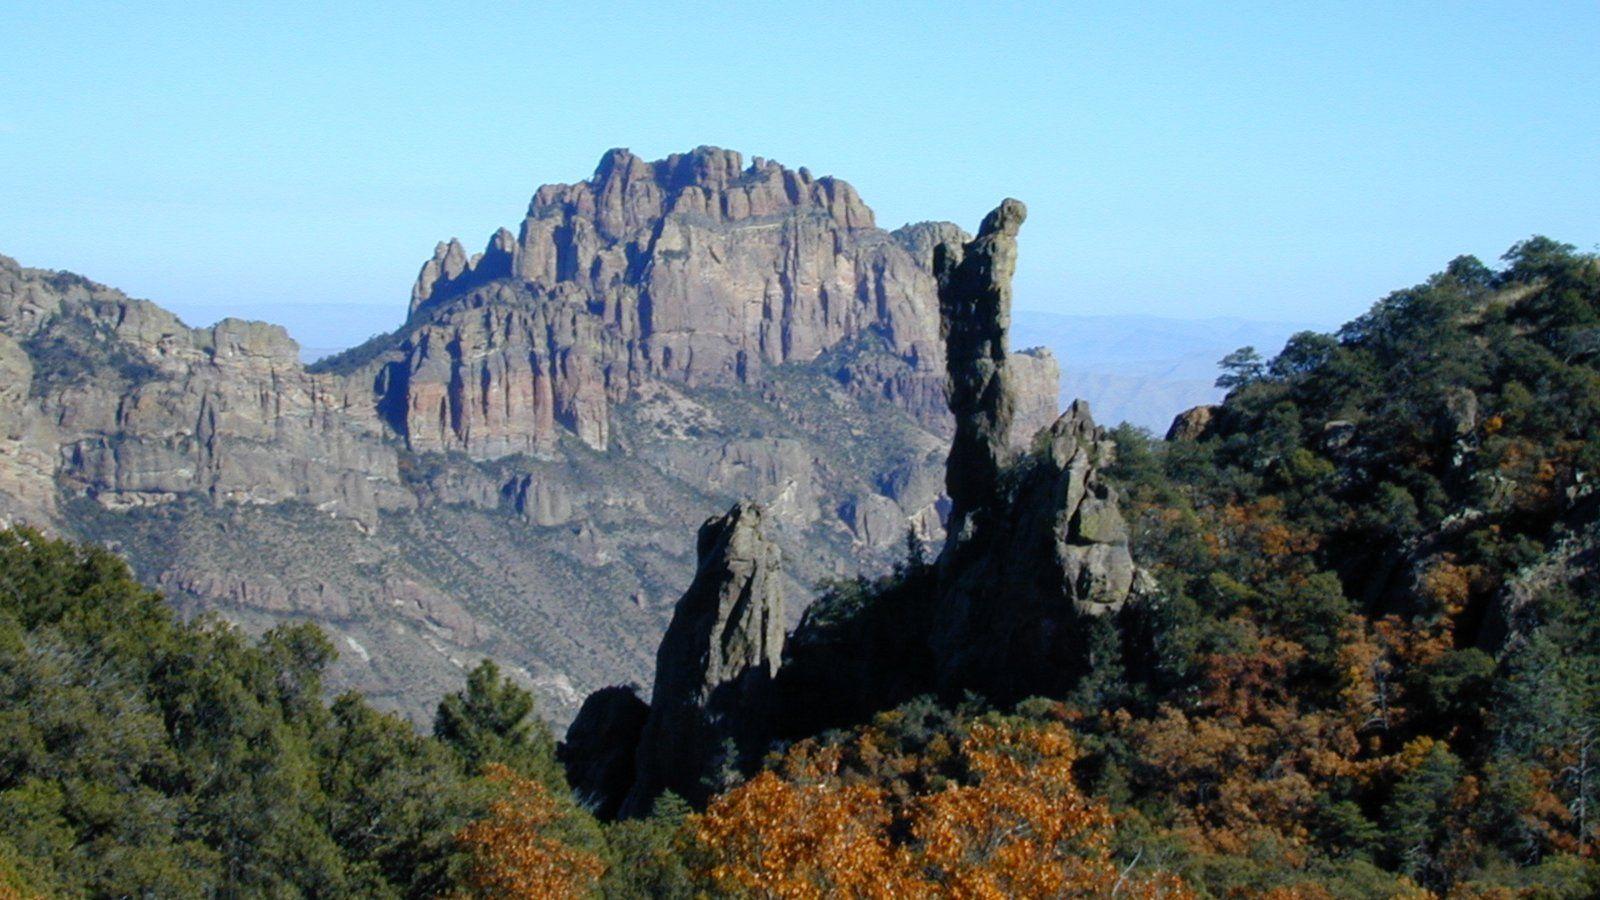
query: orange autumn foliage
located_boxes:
[454,764,604,899]
[689,720,1192,899]
[690,770,917,899]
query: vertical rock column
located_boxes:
[620,501,785,816]
[935,198,1027,544]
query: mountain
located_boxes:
[1010,310,1315,431]
[0,147,1061,724]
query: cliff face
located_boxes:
[373,147,993,462]
[0,150,1065,725]
[0,258,409,527]
[412,148,933,371]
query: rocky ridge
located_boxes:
[348,147,1058,461]
[0,150,1064,723]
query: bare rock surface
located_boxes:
[620,502,784,815]
[590,200,1144,815]
[0,152,1064,725]
[927,205,1141,701]
[1166,403,1220,441]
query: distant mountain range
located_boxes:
[1011,310,1316,432]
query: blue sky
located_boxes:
[2,2,1595,349]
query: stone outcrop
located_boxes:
[929,397,1140,700]
[926,203,1141,701]
[1166,403,1219,442]
[378,147,952,460]
[934,198,1027,541]
[1008,347,1064,449]
[586,200,1139,812]
[616,501,784,816]
[0,330,55,527]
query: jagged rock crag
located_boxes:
[619,502,784,816]
[0,152,1066,726]
[371,147,1001,459]
[924,199,1141,700]
[574,200,1140,815]
[935,198,1027,540]
[1166,403,1220,442]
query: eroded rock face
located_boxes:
[384,148,1060,459]
[0,256,410,527]
[1008,347,1063,450]
[926,204,1141,701]
[0,331,55,527]
[383,147,962,458]
[621,501,784,816]
[935,198,1027,541]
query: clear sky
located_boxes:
[2,2,1596,349]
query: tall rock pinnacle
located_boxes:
[927,200,1142,702]
[619,501,785,816]
[935,198,1027,543]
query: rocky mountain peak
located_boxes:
[377,148,1060,462]
[411,147,880,316]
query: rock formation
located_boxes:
[374,147,1061,460]
[934,198,1026,540]
[926,201,1141,701]
[578,199,1142,813]
[0,257,409,527]
[928,398,1140,700]
[1166,403,1219,442]
[618,501,784,816]
[0,151,1066,726]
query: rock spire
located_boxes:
[617,501,785,816]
